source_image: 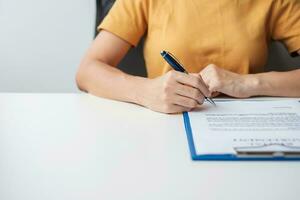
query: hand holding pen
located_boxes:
[137,51,214,114]
[160,50,216,106]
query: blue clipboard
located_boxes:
[183,112,300,161]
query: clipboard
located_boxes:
[183,112,300,161]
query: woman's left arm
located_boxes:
[200,50,300,98]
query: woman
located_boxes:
[76,0,300,113]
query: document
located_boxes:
[188,100,300,155]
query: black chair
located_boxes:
[265,41,300,72]
[95,0,300,76]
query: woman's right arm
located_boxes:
[76,30,210,113]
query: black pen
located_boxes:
[160,50,216,106]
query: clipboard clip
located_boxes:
[234,143,300,158]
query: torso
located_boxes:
[144,0,275,78]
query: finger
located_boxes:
[211,91,221,98]
[172,94,200,108]
[175,83,205,104]
[197,74,211,97]
[166,104,191,114]
[174,73,210,97]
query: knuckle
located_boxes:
[197,91,204,99]
[165,72,176,84]
[200,74,208,84]
[198,96,205,104]
[163,83,171,93]
[196,78,203,88]
[168,70,177,79]
[207,64,219,76]
[192,77,201,88]
[200,68,208,76]
[165,71,172,81]
[192,89,202,99]
[187,99,198,108]
[207,64,217,71]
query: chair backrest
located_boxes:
[0,0,95,92]
[97,0,300,76]
[265,42,300,71]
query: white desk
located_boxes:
[0,93,299,200]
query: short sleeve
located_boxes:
[270,0,300,54]
[98,0,149,46]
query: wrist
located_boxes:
[243,73,273,97]
[125,74,150,106]
[241,74,262,97]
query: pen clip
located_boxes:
[166,51,188,74]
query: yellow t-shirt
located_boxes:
[99,0,300,78]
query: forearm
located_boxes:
[76,60,148,104]
[247,69,300,97]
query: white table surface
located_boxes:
[0,93,299,200]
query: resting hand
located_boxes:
[200,64,257,98]
[140,71,210,114]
